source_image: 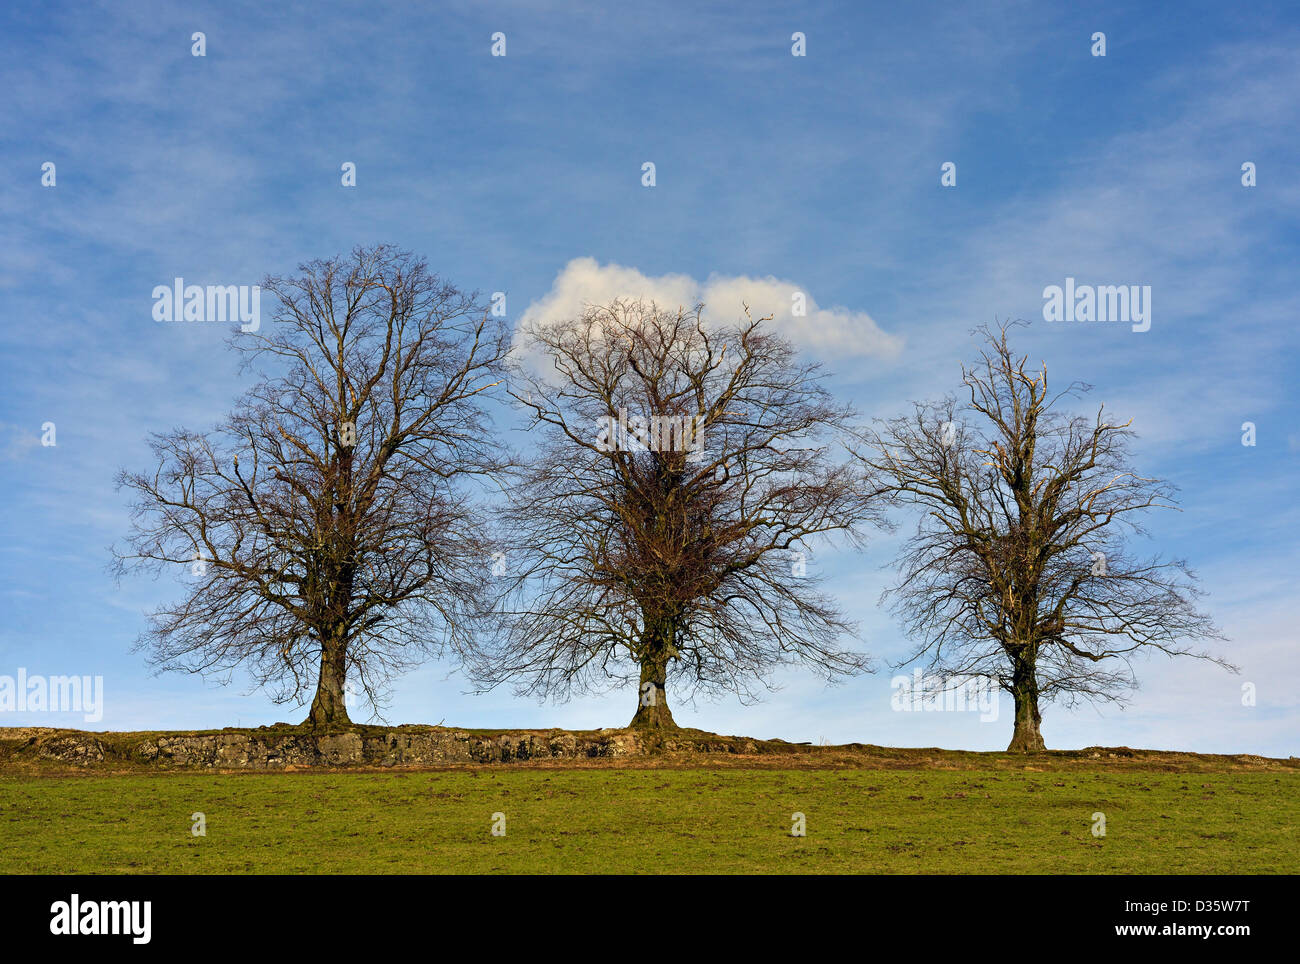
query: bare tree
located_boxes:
[852,322,1230,750]
[474,300,881,729]
[114,245,509,727]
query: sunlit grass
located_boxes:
[2,769,1295,874]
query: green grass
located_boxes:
[2,768,1296,873]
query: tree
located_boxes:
[475,300,881,729]
[114,245,509,727]
[853,322,1230,750]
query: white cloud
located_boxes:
[517,257,903,361]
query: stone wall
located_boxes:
[3,726,659,770]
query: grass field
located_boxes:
[2,767,1297,874]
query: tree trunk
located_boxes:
[629,653,676,729]
[1007,656,1045,751]
[306,631,351,728]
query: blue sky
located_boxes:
[2,1,1296,754]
